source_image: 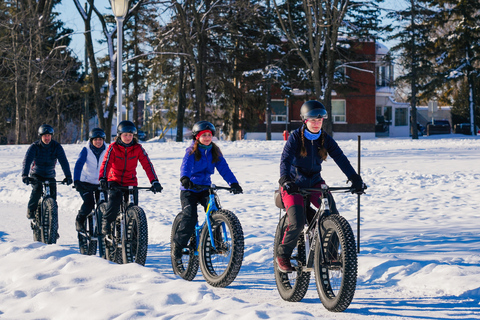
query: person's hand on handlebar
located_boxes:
[282,181,299,195]
[229,183,243,194]
[350,174,367,194]
[151,180,163,193]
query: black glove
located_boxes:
[230,183,243,194]
[63,177,73,185]
[99,178,107,190]
[151,180,163,193]
[350,174,366,194]
[282,181,299,195]
[74,180,84,191]
[180,176,194,190]
[22,176,29,185]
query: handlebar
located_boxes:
[28,177,67,185]
[107,185,156,192]
[298,185,366,195]
[191,184,233,192]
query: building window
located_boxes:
[271,100,287,123]
[395,108,408,126]
[332,100,346,123]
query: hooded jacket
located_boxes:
[99,141,158,186]
[180,142,237,191]
[22,139,72,179]
[279,126,356,188]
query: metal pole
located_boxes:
[357,135,361,254]
[116,17,124,129]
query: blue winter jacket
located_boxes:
[180,142,238,191]
[279,126,356,188]
[22,140,72,179]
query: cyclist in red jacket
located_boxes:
[99,121,163,234]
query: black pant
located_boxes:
[27,175,57,213]
[173,190,209,248]
[103,182,138,225]
[277,192,339,258]
[76,182,104,217]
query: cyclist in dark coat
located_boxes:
[276,101,366,273]
[22,124,72,219]
[172,121,243,265]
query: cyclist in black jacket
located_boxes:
[22,124,72,219]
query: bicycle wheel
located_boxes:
[314,214,357,312]
[199,209,244,288]
[32,201,42,242]
[78,214,97,255]
[170,212,199,281]
[96,203,107,259]
[273,214,310,302]
[41,197,58,244]
[104,219,122,263]
[123,206,148,265]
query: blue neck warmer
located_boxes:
[304,128,321,141]
[198,143,212,150]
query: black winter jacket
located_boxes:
[22,140,72,179]
[279,126,356,188]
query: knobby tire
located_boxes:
[41,197,58,244]
[170,212,199,281]
[273,214,310,302]
[123,206,148,265]
[314,214,357,312]
[199,209,244,288]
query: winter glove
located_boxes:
[349,174,366,194]
[151,180,163,193]
[230,183,243,194]
[74,180,84,192]
[22,176,30,185]
[180,176,194,190]
[282,181,299,195]
[99,178,107,190]
[63,177,73,185]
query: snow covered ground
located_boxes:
[1,134,479,319]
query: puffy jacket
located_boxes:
[22,140,72,179]
[180,142,238,191]
[74,141,108,184]
[279,126,356,188]
[99,141,158,186]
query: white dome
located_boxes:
[376,42,389,55]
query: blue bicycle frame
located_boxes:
[193,185,230,254]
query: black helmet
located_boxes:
[300,100,328,120]
[89,128,106,140]
[117,120,137,135]
[38,124,54,136]
[192,121,216,139]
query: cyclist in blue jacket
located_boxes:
[22,124,72,219]
[172,121,243,264]
[276,101,366,273]
[73,128,108,233]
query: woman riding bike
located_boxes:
[276,100,366,273]
[172,121,243,267]
[99,120,163,235]
[73,128,108,233]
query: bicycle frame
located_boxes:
[193,185,231,254]
[299,185,352,271]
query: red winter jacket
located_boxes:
[99,141,158,186]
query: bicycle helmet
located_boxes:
[117,120,137,135]
[38,124,54,136]
[192,121,216,139]
[300,100,328,120]
[89,128,106,140]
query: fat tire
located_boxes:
[170,212,199,281]
[32,201,42,242]
[199,209,244,288]
[96,203,107,259]
[314,214,357,312]
[123,206,148,265]
[105,219,122,264]
[41,197,58,244]
[273,214,310,302]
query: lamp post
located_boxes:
[110,0,129,129]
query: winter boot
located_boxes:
[26,208,35,219]
[75,213,86,233]
[276,255,293,273]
